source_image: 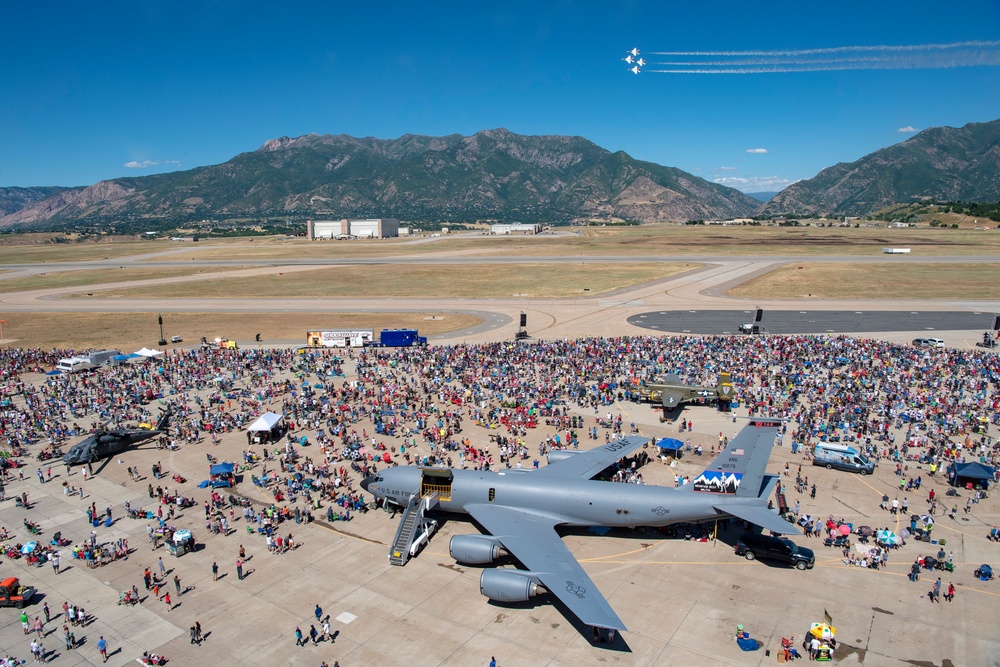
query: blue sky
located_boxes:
[2,1,999,193]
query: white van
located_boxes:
[926,338,945,348]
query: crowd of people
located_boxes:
[0,333,998,662]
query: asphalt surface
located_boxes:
[627,309,1000,335]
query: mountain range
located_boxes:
[2,119,998,229]
[761,118,1000,217]
[0,129,759,229]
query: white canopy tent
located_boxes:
[135,347,164,357]
[248,412,284,432]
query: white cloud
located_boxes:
[713,166,737,172]
[897,126,918,133]
[123,159,182,169]
[745,148,768,154]
[714,175,798,192]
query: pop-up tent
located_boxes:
[657,437,684,459]
[209,462,236,488]
[247,411,284,444]
[135,348,164,358]
[949,462,995,489]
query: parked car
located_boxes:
[926,337,945,348]
[734,532,815,570]
[912,338,929,347]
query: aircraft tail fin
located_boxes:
[690,418,782,497]
[716,372,734,402]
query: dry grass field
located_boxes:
[726,262,1000,299]
[0,266,245,292]
[75,262,695,299]
[0,311,481,350]
[0,239,172,263]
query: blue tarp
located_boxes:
[209,462,235,476]
[45,370,63,376]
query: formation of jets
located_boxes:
[623,48,644,73]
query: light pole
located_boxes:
[157,313,167,346]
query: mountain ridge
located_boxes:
[760,118,1000,217]
[0,129,759,229]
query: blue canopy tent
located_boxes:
[949,462,995,489]
[209,462,236,488]
[657,437,684,459]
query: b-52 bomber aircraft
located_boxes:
[642,371,734,410]
[362,418,793,634]
[62,409,171,466]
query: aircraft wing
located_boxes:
[535,436,648,479]
[466,503,626,631]
[717,504,800,535]
[660,390,683,408]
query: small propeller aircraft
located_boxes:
[642,371,734,410]
[62,409,171,465]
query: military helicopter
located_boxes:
[62,408,171,466]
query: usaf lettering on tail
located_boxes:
[362,418,793,635]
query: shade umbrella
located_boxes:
[809,623,836,640]
[876,529,900,545]
[21,541,37,554]
[838,524,851,536]
[856,525,873,537]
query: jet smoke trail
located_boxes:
[648,39,1000,57]
[642,43,1000,73]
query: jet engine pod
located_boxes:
[546,450,581,464]
[480,568,542,602]
[450,534,503,564]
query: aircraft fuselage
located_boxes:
[371,466,763,529]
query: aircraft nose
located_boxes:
[360,475,374,493]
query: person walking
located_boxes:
[64,625,73,650]
[322,616,331,642]
[294,626,304,647]
[189,626,198,645]
[195,621,202,643]
[174,574,182,596]
[314,604,323,622]
[309,624,319,645]
[164,592,172,611]
[33,616,43,638]
[212,561,219,581]
[20,609,29,634]
[97,635,108,662]
[945,582,956,602]
[931,577,942,603]
[236,558,244,580]
[157,556,165,577]
[43,602,50,624]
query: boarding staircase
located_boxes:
[388,492,438,566]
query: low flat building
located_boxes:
[490,223,541,235]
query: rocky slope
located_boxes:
[0,129,759,229]
[760,118,1000,217]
